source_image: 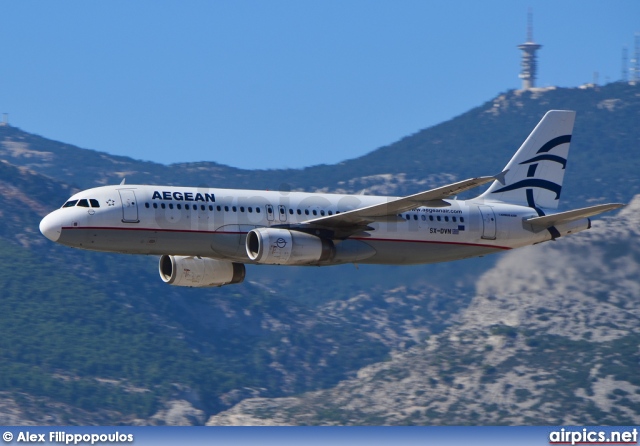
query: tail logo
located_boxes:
[491,134,571,200]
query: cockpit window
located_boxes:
[77,199,90,207]
[62,200,78,208]
[89,199,100,208]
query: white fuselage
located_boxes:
[39,184,567,266]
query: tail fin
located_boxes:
[479,110,576,210]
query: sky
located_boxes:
[1,1,638,170]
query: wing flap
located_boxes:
[525,203,624,229]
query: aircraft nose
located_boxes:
[39,212,62,242]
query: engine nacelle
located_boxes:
[246,228,335,265]
[159,255,245,287]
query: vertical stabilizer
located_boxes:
[479,110,575,210]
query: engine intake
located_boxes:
[246,228,335,265]
[159,255,245,287]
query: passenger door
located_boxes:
[118,189,139,223]
[478,205,496,240]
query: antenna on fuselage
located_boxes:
[120,178,126,185]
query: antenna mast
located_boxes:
[518,9,542,90]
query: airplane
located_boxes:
[39,110,624,287]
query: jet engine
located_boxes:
[159,255,245,287]
[246,228,335,265]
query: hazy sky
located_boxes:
[1,1,638,170]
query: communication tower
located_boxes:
[518,10,542,90]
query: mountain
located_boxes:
[206,196,640,425]
[0,82,638,424]
[0,162,398,424]
[3,81,639,293]
[2,82,639,205]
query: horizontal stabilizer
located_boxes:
[525,203,624,229]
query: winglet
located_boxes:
[494,169,509,186]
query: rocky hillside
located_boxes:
[207,196,639,425]
[1,82,639,207]
[0,83,638,425]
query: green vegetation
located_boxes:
[0,239,389,420]
[1,82,640,424]
[0,240,231,416]
[2,83,639,207]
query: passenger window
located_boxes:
[145,203,150,208]
[289,209,293,215]
[452,216,457,222]
[312,210,317,216]
[437,216,441,221]
[209,205,213,211]
[240,206,245,212]
[256,207,260,213]
[232,206,237,212]
[224,206,229,212]
[248,207,253,213]
[201,205,205,211]
[328,211,333,216]
[413,215,418,221]
[460,217,465,223]
[177,204,182,210]
[89,199,100,208]
[305,210,309,215]
[153,203,158,209]
[445,216,449,222]
[161,203,166,209]
[421,215,426,221]
[297,209,301,215]
[216,205,221,211]
[169,204,174,209]
[429,215,434,221]
[77,199,90,207]
[280,207,285,215]
[320,210,325,216]
[62,200,78,208]
[185,204,190,210]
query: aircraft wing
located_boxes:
[524,203,624,229]
[286,173,503,237]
